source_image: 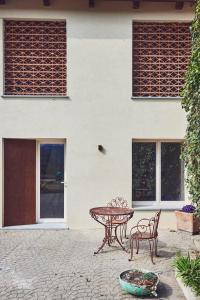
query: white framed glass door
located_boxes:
[38,141,65,223]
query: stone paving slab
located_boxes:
[193,235,200,251]
[0,229,197,300]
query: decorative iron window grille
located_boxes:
[132,22,191,97]
[4,20,67,96]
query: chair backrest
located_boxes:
[107,196,128,208]
[149,210,161,237]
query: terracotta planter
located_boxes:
[175,211,200,234]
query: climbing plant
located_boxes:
[181,0,200,217]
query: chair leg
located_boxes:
[120,223,127,244]
[136,239,139,254]
[107,227,111,246]
[148,240,155,264]
[121,224,124,243]
[120,225,123,244]
[155,237,159,257]
[129,238,134,261]
[124,223,128,239]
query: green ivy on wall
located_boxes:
[181,0,200,216]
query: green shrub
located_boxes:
[181,0,200,217]
[173,252,200,296]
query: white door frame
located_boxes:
[36,139,67,223]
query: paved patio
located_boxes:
[0,228,199,300]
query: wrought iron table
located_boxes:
[89,206,134,254]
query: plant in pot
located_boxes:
[176,0,200,234]
[175,205,200,234]
[173,252,200,300]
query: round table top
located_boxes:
[90,206,134,216]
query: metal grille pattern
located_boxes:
[132,23,191,97]
[4,20,67,96]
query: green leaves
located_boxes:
[173,252,200,296]
[181,0,200,215]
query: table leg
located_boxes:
[94,225,109,254]
[114,226,126,251]
[94,237,108,254]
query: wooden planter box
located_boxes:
[175,211,200,234]
[176,273,200,300]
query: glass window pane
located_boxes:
[161,143,184,201]
[40,144,64,218]
[132,142,156,202]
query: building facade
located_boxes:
[0,0,194,229]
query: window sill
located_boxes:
[133,205,183,211]
[131,96,182,101]
[1,95,71,101]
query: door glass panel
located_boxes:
[40,144,64,218]
[132,142,156,202]
[161,143,184,201]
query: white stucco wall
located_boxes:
[0,0,194,229]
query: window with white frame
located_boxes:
[132,141,185,206]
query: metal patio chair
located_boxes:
[129,210,161,264]
[107,197,129,243]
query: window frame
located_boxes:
[132,139,185,209]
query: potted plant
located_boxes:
[178,0,200,233]
[175,205,200,234]
[173,252,200,300]
[119,269,159,297]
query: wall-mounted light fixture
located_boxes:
[98,145,106,154]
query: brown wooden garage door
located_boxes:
[4,139,36,226]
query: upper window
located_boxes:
[132,22,191,97]
[132,141,185,206]
[4,20,67,96]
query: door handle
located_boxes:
[61,181,67,187]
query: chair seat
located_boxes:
[106,219,127,225]
[131,231,157,240]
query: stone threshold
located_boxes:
[0,223,68,230]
